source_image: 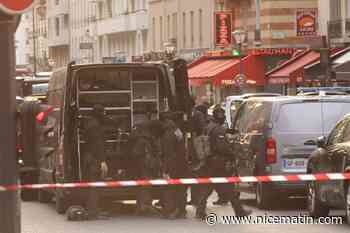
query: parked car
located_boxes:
[230,95,350,209]
[306,114,350,223]
[225,93,281,128]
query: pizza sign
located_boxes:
[0,0,35,15]
[215,12,232,48]
[296,8,317,36]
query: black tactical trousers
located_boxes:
[85,157,100,218]
[196,163,243,216]
[136,169,155,212]
[162,183,187,216]
[214,168,234,201]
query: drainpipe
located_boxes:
[255,0,261,46]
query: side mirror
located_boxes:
[316,136,327,148]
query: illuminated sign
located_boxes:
[250,48,298,56]
[215,12,232,48]
[296,9,317,37]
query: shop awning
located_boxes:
[266,50,320,84]
[188,58,240,86]
[333,60,350,80]
[304,47,350,80]
[188,55,265,86]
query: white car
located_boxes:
[225,93,281,128]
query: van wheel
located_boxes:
[256,182,271,209]
[307,181,329,217]
[346,185,350,224]
[55,193,68,214]
[38,190,52,203]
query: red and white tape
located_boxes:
[1,173,350,192]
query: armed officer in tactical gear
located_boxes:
[84,104,109,220]
[195,107,252,219]
[130,120,163,216]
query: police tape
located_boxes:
[1,173,350,192]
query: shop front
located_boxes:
[266,49,320,95]
[188,51,265,104]
[304,47,350,87]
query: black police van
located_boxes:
[33,60,191,213]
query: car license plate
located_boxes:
[283,158,306,171]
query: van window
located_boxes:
[235,101,272,133]
[277,102,350,133]
[78,69,131,91]
[230,100,242,126]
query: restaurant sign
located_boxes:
[296,8,317,36]
[215,11,232,48]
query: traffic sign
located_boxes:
[0,0,35,15]
[235,74,247,86]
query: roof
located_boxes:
[226,93,281,102]
[245,95,350,104]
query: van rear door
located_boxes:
[274,100,350,174]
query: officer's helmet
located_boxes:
[213,107,225,122]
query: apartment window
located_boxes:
[167,15,171,41]
[160,16,163,49]
[331,0,342,19]
[64,14,69,28]
[172,13,178,39]
[107,0,113,17]
[55,17,60,36]
[152,17,156,50]
[199,9,203,47]
[183,12,186,48]
[129,0,135,12]
[190,11,194,48]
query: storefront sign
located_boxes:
[296,9,317,36]
[250,48,297,56]
[0,0,34,15]
[215,12,232,48]
[221,79,236,86]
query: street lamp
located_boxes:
[232,29,246,93]
[164,41,177,61]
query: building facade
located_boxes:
[15,17,28,65]
[22,0,50,72]
[95,0,149,63]
[148,0,216,61]
[223,0,320,49]
[47,0,70,69]
[69,0,98,64]
[318,0,350,47]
